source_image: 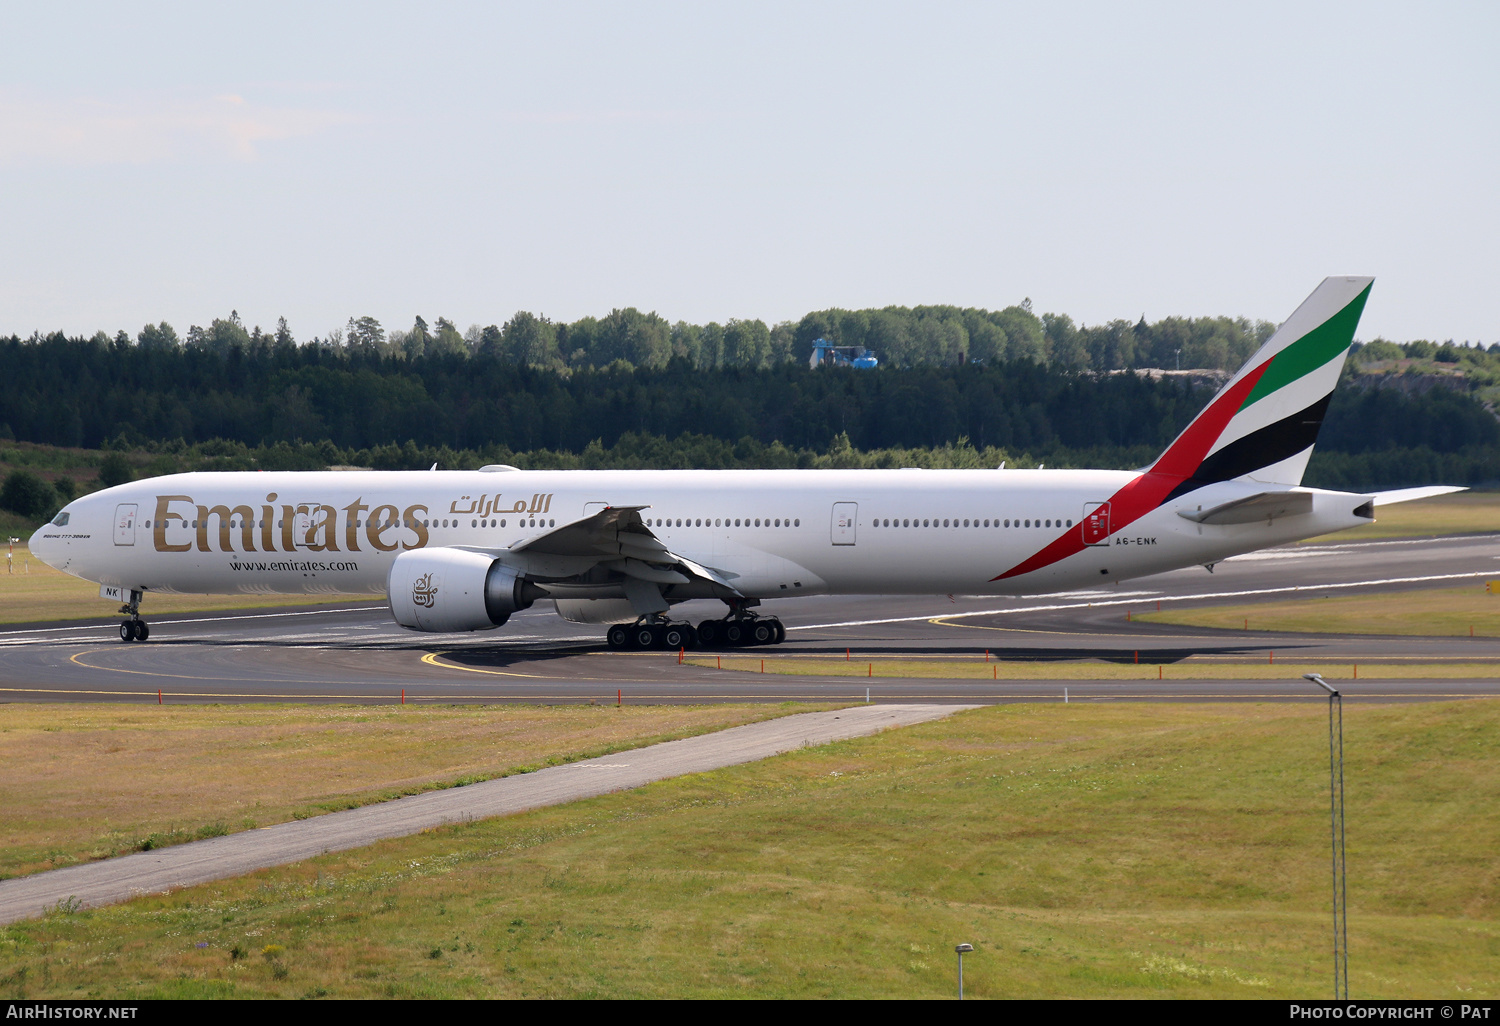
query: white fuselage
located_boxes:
[30,468,1370,613]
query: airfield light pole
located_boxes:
[955,943,973,999]
[1304,673,1348,1000]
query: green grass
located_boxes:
[0,703,814,880]
[2,701,1496,999]
[1139,584,1500,637]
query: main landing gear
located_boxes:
[606,619,700,651]
[694,598,785,649]
[116,589,150,643]
[604,612,787,650]
[694,615,784,648]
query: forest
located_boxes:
[25,299,1286,377]
[1,309,1496,523]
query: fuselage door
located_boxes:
[831,502,858,546]
[293,503,325,549]
[1082,502,1111,546]
[113,504,138,546]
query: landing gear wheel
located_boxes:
[663,625,695,650]
[723,621,744,646]
[633,625,661,650]
[750,621,775,646]
[119,620,135,642]
[606,624,632,649]
[696,620,723,648]
[770,619,785,645]
[135,621,149,642]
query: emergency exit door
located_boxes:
[831,502,858,545]
[1082,502,1111,545]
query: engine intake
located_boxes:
[388,547,542,632]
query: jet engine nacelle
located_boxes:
[387,547,540,632]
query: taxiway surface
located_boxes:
[2,533,1498,704]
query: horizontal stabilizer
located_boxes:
[1178,490,1313,525]
[1369,485,1467,506]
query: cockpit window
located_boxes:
[51,512,70,526]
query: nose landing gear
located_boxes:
[116,589,150,643]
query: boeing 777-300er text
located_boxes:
[29,277,1461,648]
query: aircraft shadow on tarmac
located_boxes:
[426,641,1313,671]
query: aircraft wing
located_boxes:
[460,505,743,596]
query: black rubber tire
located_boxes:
[723,622,744,646]
[135,621,150,642]
[663,626,690,650]
[606,624,631,649]
[770,619,785,645]
[696,620,722,648]
[119,620,135,642]
[750,621,775,645]
[634,626,660,650]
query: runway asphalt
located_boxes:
[2,533,1499,705]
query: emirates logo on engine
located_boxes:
[412,572,438,609]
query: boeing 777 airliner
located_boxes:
[28,277,1460,649]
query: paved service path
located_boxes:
[0,703,970,925]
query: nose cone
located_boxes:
[28,518,61,570]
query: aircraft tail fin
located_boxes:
[1149,276,1373,499]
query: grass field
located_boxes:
[0,545,372,625]
[1304,489,1499,542]
[0,704,810,881]
[0,700,1495,999]
[1138,584,1500,638]
[685,653,1500,680]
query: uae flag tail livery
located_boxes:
[994,276,1455,583]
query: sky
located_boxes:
[1,1,1496,346]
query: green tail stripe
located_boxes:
[1239,283,1372,411]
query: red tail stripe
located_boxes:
[992,360,1271,581]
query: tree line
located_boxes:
[4,329,1494,456]
[29,298,1298,375]
[3,320,1498,527]
[1,336,1231,455]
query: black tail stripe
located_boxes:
[1163,391,1334,503]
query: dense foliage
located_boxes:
[2,322,1497,525]
[0,333,1221,454]
[22,301,1287,377]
